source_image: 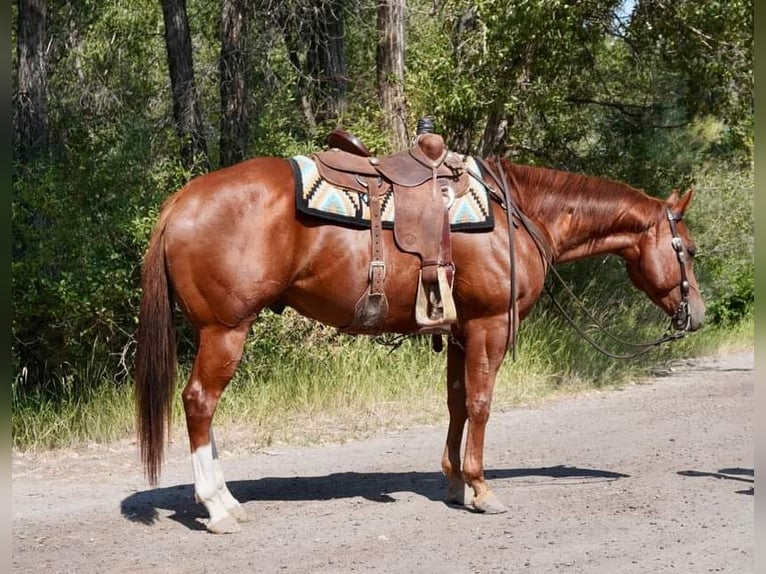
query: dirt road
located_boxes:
[12,350,753,573]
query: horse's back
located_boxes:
[167,157,293,224]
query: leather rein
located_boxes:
[474,159,519,359]
[473,159,691,360]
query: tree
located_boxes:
[278,0,348,132]
[307,0,347,123]
[220,0,249,166]
[160,0,210,171]
[429,0,622,160]
[14,0,48,162]
[627,0,753,155]
[377,0,408,149]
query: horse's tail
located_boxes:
[134,195,180,486]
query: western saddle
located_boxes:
[314,124,474,335]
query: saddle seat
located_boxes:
[313,132,469,334]
[315,134,470,195]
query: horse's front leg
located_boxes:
[441,337,472,506]
[461,317,509,514]
[183,324,251,534]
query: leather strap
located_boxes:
[368,177,386,295]
[345,176,389,333]
[476,158,517,359]
[440,203,454,285]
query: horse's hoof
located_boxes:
[473,492,507,514]
[446,483,474,507]
[206,515,242,534]
[226,504,250,523]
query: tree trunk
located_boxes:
[282,24,317,134]
[376,0,408,150]
[14,0,48,163]
[220,0,248,167]
[306,0,347,123]
[479,104,507,157]
[160,0,209,172]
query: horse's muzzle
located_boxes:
[674,298,705,332]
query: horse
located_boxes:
[134,141,704,534]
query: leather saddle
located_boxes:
[314,131,469,334]
[316,134,469,190]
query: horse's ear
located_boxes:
[670,187,694,218]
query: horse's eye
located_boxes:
[686,245,697,258]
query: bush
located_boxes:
[683,162,754,325]
[11,121,183,392]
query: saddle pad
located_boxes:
[289,155,495,231]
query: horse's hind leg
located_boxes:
[183,322,251,534]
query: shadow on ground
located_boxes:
[678,467,754,495]
[120,465,629,531]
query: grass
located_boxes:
[11,305,753,455]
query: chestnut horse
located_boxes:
[135,155,704,533]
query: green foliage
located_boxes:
[682,162,754,325]
[629,0,753,143]
[13,298,753,452]
[406,0,623,157]
[705,269,754,325]
[13,147,151,389]
[403,0,752,192]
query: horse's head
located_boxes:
[624,189,705,332]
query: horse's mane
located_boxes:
[506,161,658,235]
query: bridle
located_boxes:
[667,208,692,332]
[474,159,695,359]
[530,206,695,359]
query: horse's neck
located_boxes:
[512,164,657,264]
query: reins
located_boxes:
[541,264,687,360]
[472,159,690,361]
[475,158,518,360]
[523,206,690,360]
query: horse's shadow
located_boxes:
[120,465,628,531]
[678,467,754,495]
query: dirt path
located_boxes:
[12,350,753,574]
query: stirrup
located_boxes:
[415,267,457,327]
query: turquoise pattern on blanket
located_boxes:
[289,155,494,231]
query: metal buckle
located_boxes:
[369,260,386,281]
